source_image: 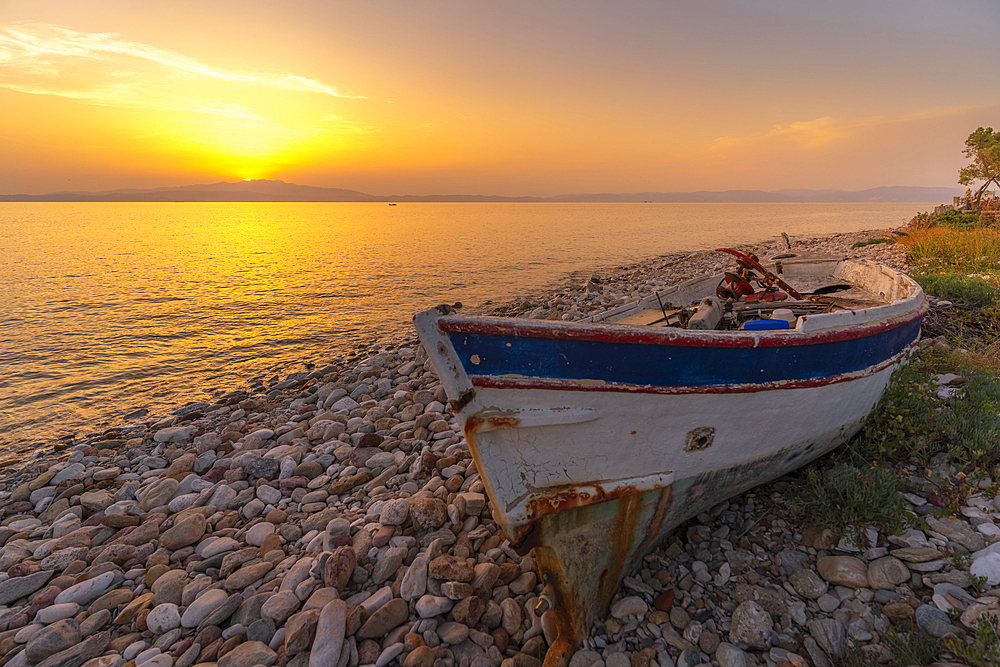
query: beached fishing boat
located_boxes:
[413,249,927,667]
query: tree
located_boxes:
[959,127,1000,207]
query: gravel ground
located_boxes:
[0,228,995,667]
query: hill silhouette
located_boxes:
[0,180,962,203]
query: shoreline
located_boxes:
[1,225,978,667]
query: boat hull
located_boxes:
[413,258,927,667]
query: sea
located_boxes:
[0,202,928,454]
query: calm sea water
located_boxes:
[0,202,926,450]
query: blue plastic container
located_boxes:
[743,319,790,331]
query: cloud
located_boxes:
[705,106,981,154]
[0,22,361,113]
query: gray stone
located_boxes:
[310,599,347,667]
[729,601,771,648]
[0,569,53,604]
[788,569,827,599]
[35,630,110,667]
[248,617,276,644]
[25,620,81,663]
[716,642,753,667]
[808,618,846,660]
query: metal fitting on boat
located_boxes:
[535,585,555,615]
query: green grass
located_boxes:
[851,237,891,248]
[792,465,912,544]
[835,348,1000,470]
[946,614,1000,667]
[882,623,945,667]
[914,271,1000,307]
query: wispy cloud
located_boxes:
[0,22,361,113]
[706,106,980,153]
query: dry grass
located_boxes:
[900,226,1000,275]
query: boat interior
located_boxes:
[594,250,899,332]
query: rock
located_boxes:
[610,596,648,620]
[789,569,827,599]
[358,598,408,638]
[285,609,320,655]
[262,590,301,625]
[324,546,357,591]
[80,490,114,512]
[410,498,448,531]
[929,516,986,551]
[182,589,228,627]
[428,555,474,582]
[26,620,81,663]
[890,546,942,562]
[244,457,280,479]
[729,601,771,648]
[401,558,428,601]
[147,603,182,634]
[55,571,116,605]
[218,640,276,667]
[816,556,868,588]
[0,569,52,604]
[867,557,910,590]
[808,618,846,660]
[970,552,1000,586]
[716,643,753,667]
[416,595,453,618]
[161,513,206,550]
[139,478,179,510]
[246,522,275,547]
[35,630,110,667]
[225,561,273,590]
[310,599,347,667]
[961,604,1000,629]
[380,498,410,525]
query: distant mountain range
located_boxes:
[0,180,963,203]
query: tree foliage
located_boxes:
[959,127,1000,205]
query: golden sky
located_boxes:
[2,1,998,196]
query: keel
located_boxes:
[526,486,675,667]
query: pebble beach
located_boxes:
[1,228,997,667]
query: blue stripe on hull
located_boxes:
[449,318,922,387]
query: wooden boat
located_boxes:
[413,250,927,667]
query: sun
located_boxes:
[244,178,252,181]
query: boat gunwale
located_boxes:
[439,294,928,349]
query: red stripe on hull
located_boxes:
[440,298,928,349]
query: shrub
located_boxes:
[792,465,912,543]
[937,209,982,228]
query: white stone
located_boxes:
[246,522,275,547]
[33,602,80,624]
[609,596,647,620]
[146,603,181,634]
[257,485,281,506]
[200,537,240,559]
[123,641,148,661]
[167,494,200,513]
[154,426,195,443]
[970,552,1000,586]
[415,595,453,618]
[181,589,229,628]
